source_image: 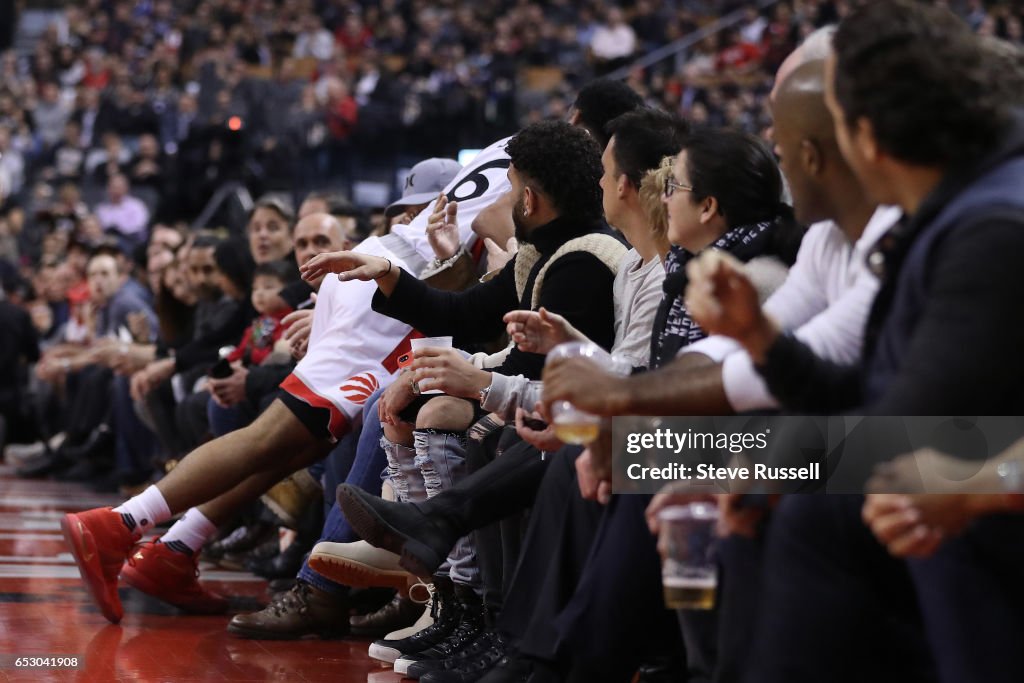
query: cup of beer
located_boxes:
[550,400,601,445]
[658,502,719,610]
[544,342,629,444]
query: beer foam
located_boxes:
[663,575,717,589]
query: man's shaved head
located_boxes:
[775,59,835,144]
[771,59,845,225]
[770,26,836,102]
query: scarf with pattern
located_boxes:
[650,220,776,369]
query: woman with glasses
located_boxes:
[651,127,801,368]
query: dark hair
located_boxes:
[684,128,783,228]
[833,0,1016,167]
[572,78,644,149]
[214,238,255,296]
[252,193,295,226]
[191,234,223,251]
[684,128,801,264]
[253,260,292,283]
[505,121,604,223]
[303,191,357,217]
[606,109,690,188]
[155,260,194,346]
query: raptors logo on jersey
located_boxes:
[340,373,380,405]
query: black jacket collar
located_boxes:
[523,214,612,255]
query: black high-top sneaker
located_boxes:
[418,630,514,682]
[400,585,487,678]
[368,577,461,665]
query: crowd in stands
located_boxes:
[2,1,1024,682]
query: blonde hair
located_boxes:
[639,155,673,239]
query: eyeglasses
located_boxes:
[664,177,694,198]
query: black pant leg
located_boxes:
[743,495,937,683]
[908,515,1024,683]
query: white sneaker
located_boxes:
[367,584,434,664]
[393,655,417,675]
[308,540,410,590]
[4,442,46,466]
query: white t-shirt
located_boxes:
[683,206,902,412]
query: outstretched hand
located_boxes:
[300,250,391,284]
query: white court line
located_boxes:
[0,496,120,509]
[0,564,267,582]
[0,553,74,563]
[0,533,62,540]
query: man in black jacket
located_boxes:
[681,4,1024,682]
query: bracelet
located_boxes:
[431,248,465,271]
[374,257,393,280]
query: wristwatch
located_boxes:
[997,460,1022,492]
[478,382,491,406]
[431,248,465,271]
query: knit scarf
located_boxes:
[650,220,776,369]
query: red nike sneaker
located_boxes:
[121,541,229,614]
[61,508,136,624]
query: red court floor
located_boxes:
[0,464,403,682]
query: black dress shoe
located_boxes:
[15,451,71,479]
[246,539,308,580]
[348,586,399,618]
[59,426,113,462]
[336,483,459,578]
[351,593,423,637]
[204,521,276,562]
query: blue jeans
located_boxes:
[298,391,388,595]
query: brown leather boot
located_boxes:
[227,581,350,640]
[350,593,424,637]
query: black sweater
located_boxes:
[372,215,619,380]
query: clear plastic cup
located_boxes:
[410,336,453,395]
[544,342,630,444]
[658,502,719,610]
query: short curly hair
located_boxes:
[833,0,1016,167]
[505,121,604,224]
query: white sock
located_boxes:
[114,485,171,540]
[159,508,218,555]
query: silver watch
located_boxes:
[997,460,1023,492]
[478,383,491,405]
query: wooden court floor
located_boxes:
[0,464,403,682]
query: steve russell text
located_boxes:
[626,463,821,481]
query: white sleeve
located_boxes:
[681,335,742,363]
[721,264,880,412]
[760,222,834,331]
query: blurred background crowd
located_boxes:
[0,0,1021,527]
